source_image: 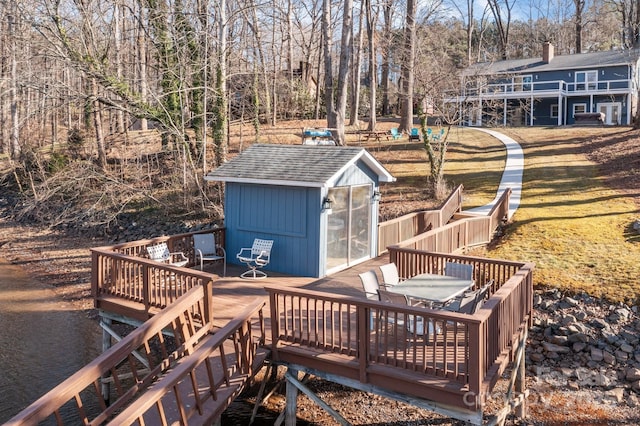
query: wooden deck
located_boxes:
[9,186,528,426]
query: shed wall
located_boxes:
[224,183,321,277]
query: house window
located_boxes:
[514,75,532,91]
[575,70,597,91]
[573,103,587,116]
[551,104,559,118]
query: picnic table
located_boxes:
[360,130,390,142]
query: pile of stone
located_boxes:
[528,289,640,407]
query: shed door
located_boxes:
[326,185,372,272]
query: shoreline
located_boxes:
[0,218,97,314]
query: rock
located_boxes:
[591,347,604,362]
[603,350,617,365]
[626,368,640,382]
[543,342,571,354]
[604,388,626,403]
[530,352,545,363]
[568,332,591,343]
[564,297,580,307]
[615,350,628,362]
[548,335,568,345]
[590,318,609,329]
[619,343,634,354]
[573,342,587,352]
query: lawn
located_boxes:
[247,121,640,303]
[446,126,640,304]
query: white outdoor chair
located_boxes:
[193,233,226,276]
[445,261,474,281]
[379,263,401,287]
[236,238,273,279]
[358,270,381,300]
[146,242,188,267]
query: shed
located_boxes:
[204,144,395,278]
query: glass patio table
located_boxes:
[388,273,474,304]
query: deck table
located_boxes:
[388,273,474,304]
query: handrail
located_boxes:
[265,255,533,411]
[108,299,267,425]
[390,188,511,256]
[6,285,214,426]
[97,228,226,261]
[91,248,215,315]
[378,185,464,254]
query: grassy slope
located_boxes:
[459,127,640,304]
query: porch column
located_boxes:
[503,98,507,126]
[530,95,534,126]
[557,94,562,126]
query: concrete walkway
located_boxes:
[464,128,523,220]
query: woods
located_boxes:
[0,0,637,229]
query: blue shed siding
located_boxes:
[224,183,322,277]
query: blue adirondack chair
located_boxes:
[389,128,402,140]
[409,128,421,141]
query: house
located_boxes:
[450,43,640,126]
[204,144,395,278]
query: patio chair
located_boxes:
[389,128,402,140]
[236,238,273,279]
[193,233,226,276]
[378,289,430,336]
[445,261,474,281]
[358,270,381,301]
[379,263,401,287]
[444,280,493,314]
[146,242,188,267]
[409,128,421,141]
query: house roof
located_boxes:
[464,48,640,76]
[204,144,396,188]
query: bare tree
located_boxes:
[399,0,417,133]
[365,0,379,131]
[322,0,354,145]
[486,0,517,59]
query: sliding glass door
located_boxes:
[326,185,372,273]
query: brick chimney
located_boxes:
[543,42,554,63]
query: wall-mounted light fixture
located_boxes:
[372,190,381,202]
[322,197,333,213]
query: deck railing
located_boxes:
[91,229,225,319]
[107,300,268,425]
[91,248,215,319]
[266,252,533,412]
[6,285,215,425]
[391,188,511,256]
[378,185,464,254]
[102,228,226,260]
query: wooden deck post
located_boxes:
[284,367,299,426]
[100,316,112,405]
[514,328,528,419]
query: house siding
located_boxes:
[453,50,639,126]
[225,183,321,277]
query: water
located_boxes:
[0,258,101,423]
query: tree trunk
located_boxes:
[399,0,416,133]
[381,0,393,116]
[349,2,364,126]
[322,0,336,128]
[333,0,354,145]
[92,79,107,169]
[9,10,20,160]
[366,0,377,131]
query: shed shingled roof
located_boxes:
[464,48,640,76]
[204,144,395,188]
